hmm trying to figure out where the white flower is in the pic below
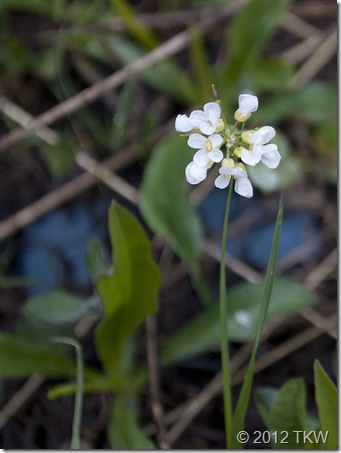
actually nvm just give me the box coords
[214,158,253,198]
[185,161,210,185]
[238,126,281,169]
[189,102,224,135]
[175,114,194,133]
[234,94,258,122]
[188,133,223,166]
[243,126,276,146]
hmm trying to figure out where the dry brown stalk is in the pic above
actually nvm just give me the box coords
[290,27,337,86]
[0,0,248,153]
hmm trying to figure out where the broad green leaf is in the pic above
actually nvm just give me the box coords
[160,277,314,366]
[23,289,93,326]
[256,82,337,126]
[268,378,307,449]
[108,393,155,449]
[254,386,278,427]
[85,237,111,283]
[255,387,320,433]
[95,201,161,378]
[140,133,203,274]
[314,360,337,449]
[245,58,294,91]
[221,0,291,104]
[0,333,77,378]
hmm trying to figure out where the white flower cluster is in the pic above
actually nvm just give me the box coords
[175,94,281,198]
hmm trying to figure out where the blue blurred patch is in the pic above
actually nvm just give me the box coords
[16,200,109,295]
[199,188,321,269]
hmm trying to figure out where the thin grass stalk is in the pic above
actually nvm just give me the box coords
[51,337,84,449]
[231,196,284,448]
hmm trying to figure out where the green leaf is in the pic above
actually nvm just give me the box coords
[314,360,337,449]
[95,201,161,378]
[108,393,155,449]
[160,276,314,366]
[23,289,92,326]
[255,386,320,434]
[85,237,110,283]
[256,82,337,126]
[254,386,278,427]
[221,0,291,102]
[246,58,294,91]
[140,133,203,274]
[268,378,307,449]
[0,333,77,378]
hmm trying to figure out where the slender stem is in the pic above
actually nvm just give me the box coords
[219,179,234,448]
[51,337,84,449]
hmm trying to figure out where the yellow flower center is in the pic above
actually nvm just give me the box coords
[205,140,213,151]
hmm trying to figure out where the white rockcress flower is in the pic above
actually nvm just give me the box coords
[189,102,224,135]
[176,92,281,198]
[215,158,253,198]
[234,94,258,122]
[185,160,211,185]
[188,133,223,166]
[236,126,281,169]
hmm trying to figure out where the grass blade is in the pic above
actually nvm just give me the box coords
[231,195,284,447]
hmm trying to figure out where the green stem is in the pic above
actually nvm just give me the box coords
[51,337,84,449]
[219,179,234,448]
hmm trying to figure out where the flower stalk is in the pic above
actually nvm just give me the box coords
[219,179,234,448]
[175,90,282,448]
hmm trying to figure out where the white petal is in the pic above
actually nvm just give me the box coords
[188,133,207,149]
[175,114,193,132]
[185,162,207,184]
[189,110,207,128]
[193,149,210,166]
[200,123,216,135]
[261,146,281,169]
[209,148,223,163]
[215,174,230,189]
[238,94,258,114]
[250,126,276,145]
[233,167,248,179]
[209,134,223,147]
[191,161,208,178]
[257,126,276,143]
[235,177,253,198]
[203,102,221,118]
[219,166,234,176]
[239,148,261,166]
